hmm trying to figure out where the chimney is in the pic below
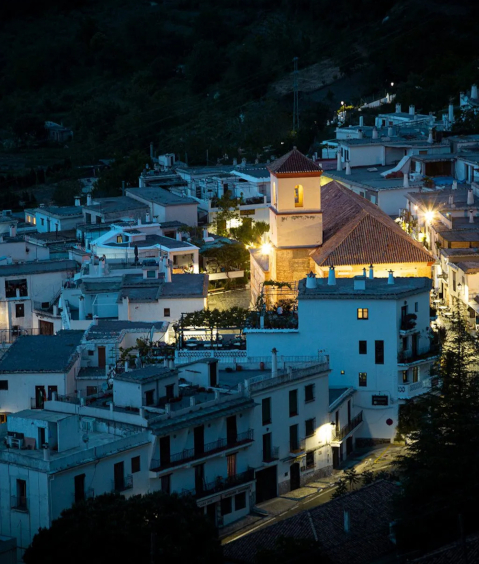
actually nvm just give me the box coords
[344,510,350,533]
[337,150,342,172]
[164,258,172,283]
[409,104,415,116]
[369,264,374,279]
[15,288,20,299]
[427,128,434,144]
[306,271,317,289]
[202,227,209,240]
[388,270,394,285]
[43,446,50,461]
[9,224,16,238]
[87,193,92,206]
[403,173,409,188]
[124,360,129,372]
[448,103,455,123]
[354,275,366,290]
[469,209,475,224]
[448,194,454,206]
[372,126,378,139]
[452,179,458,190]
[145,212,150,223]
[467,189,474,205]
[359,116,364,127]
[345,161,352,175]
[74,196,81,207]
[472,84,478,100]
[272,348,278,378]
[93,315,99,326]
[53,304,58,317]
[328,266,336,286]
[137,217,141,226]
[387,127,394,137]
[176,231,182,241]
[78,295,85,320]
[357,129,363,139]
[168,358,174,369]
[395,103,402,113]
[362,267,366,276]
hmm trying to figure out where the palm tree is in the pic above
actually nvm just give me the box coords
[344,467,360,491]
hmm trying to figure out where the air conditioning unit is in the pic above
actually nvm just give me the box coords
[80,417,95,433]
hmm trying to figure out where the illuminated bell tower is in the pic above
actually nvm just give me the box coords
[267,148,323,283]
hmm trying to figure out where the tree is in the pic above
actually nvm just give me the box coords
[231,220,269,247]
[212,191,240,237]
[23,492,222,564]
[394,303,479,553]
[94,151,151,197]
[344,467,360,491]
[52,179,82,206]
[331,479,348,499]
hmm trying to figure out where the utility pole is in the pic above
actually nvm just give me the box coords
[293,57,299,133]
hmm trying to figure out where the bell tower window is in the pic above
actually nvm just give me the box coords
[294,185,303,207]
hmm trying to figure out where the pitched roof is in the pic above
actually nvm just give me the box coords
[311,181,433,267]
[410,533,479,563]
[268,148,322,175]
[223,480,398,564]
[0,331,84,373]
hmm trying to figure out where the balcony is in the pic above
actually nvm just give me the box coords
[399,314,418,336]
[262,446,279,463]
[289,438,306,457]
[397,378,435,400]
[11,496,28,513]
[332,411,363,443]
[112,474,133,493]
[72,488,94,504]
[181,469,255,499]
[398,344,440,365]
[150,429,254,472]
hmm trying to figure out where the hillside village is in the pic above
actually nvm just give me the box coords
[1,83,479,563]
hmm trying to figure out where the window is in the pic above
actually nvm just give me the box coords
[305,384,315,403]
[227,453,237,478]
[5,279,28,298]
[15,303,24,318]
[41,218,44,226]
[0,380,8,390]
[415,302,418,313]
[74,474,85,503]
[306,451,315,470]
[160,474,171,494]
[131,456,141,473]
[146,270,156,278]
[165,384,174,401]
[289,424,299,451]
[116,235,123,243]
[375,340,384,365]
[164,308,171,317]
[235,492,246,511]
[305,418,315,438]
[357,308,369,320]
[144,390,155,406]
[88,350,94,356]
[16,479,27,510]
[294,185,303,207]
[359,341,367,355]
[412,366,419,383]
[262,397,271,425]
[289,389,298,417]
[402,370,408,383]
[359,372,367,387]
[221,496,232,516]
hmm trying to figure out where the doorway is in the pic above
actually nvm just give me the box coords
[255,466,277,503]
[35,386,46,409]
[226,415,237,445]
[194,425,204,457]
[98,347,106,368]
[39,320,54,335]
[290,462,301,491]
[159,436,171,466]
[332,446,340,469]
[113,461,124,491]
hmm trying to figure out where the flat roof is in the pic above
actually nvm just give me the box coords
[83,196,149,214]
[0,259,78,277]
[298,276,432,300]
[36,206,83,217]
[324,166,423,192]
[113,234,195,249]
[86,320,166,341]
[118,273,208,301]
[115,366,176,383]
[126,188,198,206]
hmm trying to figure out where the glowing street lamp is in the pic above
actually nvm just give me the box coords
[261,242,272,255]
[424,210,435,224]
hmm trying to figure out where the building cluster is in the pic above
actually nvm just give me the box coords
[1,92,477,560]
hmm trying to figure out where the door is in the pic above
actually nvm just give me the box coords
[412,334,418,357]
[195,464,205,495]
[226,415,237,445]
[114,461,124,491]
[209,363,217,387]
[262,432,272,462]
[346,436,353,456]
[227,453,237,478]
[159,436,171,467]
[289,424,299,452]
[255,466,277,503]
[332,447,340,469]
[206,502,217,525]
[290,462,301,491]
[39,320,54,335]
[38,427,46,448]
[194,425,204,457]
[74,474,85,503]
[47,385,57,401]
[35,386,46,409]
[98,347,106,368]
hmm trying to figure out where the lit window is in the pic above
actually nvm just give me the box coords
[116,235,123,244]
[412,366,419,383]
[294,185,303,207]
[359,372,367,387]
[357,308,369,320]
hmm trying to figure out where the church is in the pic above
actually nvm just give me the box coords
[250,149,433,305]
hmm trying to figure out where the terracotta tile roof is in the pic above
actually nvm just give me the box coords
[311,181,433,267]
[268,148,322,175]
[223,481,398,564]
[410,533,479,563]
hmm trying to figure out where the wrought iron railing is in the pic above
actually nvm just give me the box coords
[112,474,133,492]
[262,446,279,463]
[398,344,440,363]
[180,469,255,499]
[332,411,363,442]
[150,429,254,471]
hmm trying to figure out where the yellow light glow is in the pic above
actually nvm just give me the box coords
[261,242,272,255]
[424,210,435,224]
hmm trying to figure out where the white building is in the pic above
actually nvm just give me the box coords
[126,187,198,227]
[246,271,437,440]
[0,357,334,558]
[32,205,83,233]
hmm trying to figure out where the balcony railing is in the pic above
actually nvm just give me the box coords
[397,378,436,399]
[150,429,254,471]
[72,488,94,504]
[112,474,133,493]
[332,411,363,442]
[398,344,440,364]
[11,496,28,512]
[262,446,279,463]
[289,438,305,455]
[181,469,255,499]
